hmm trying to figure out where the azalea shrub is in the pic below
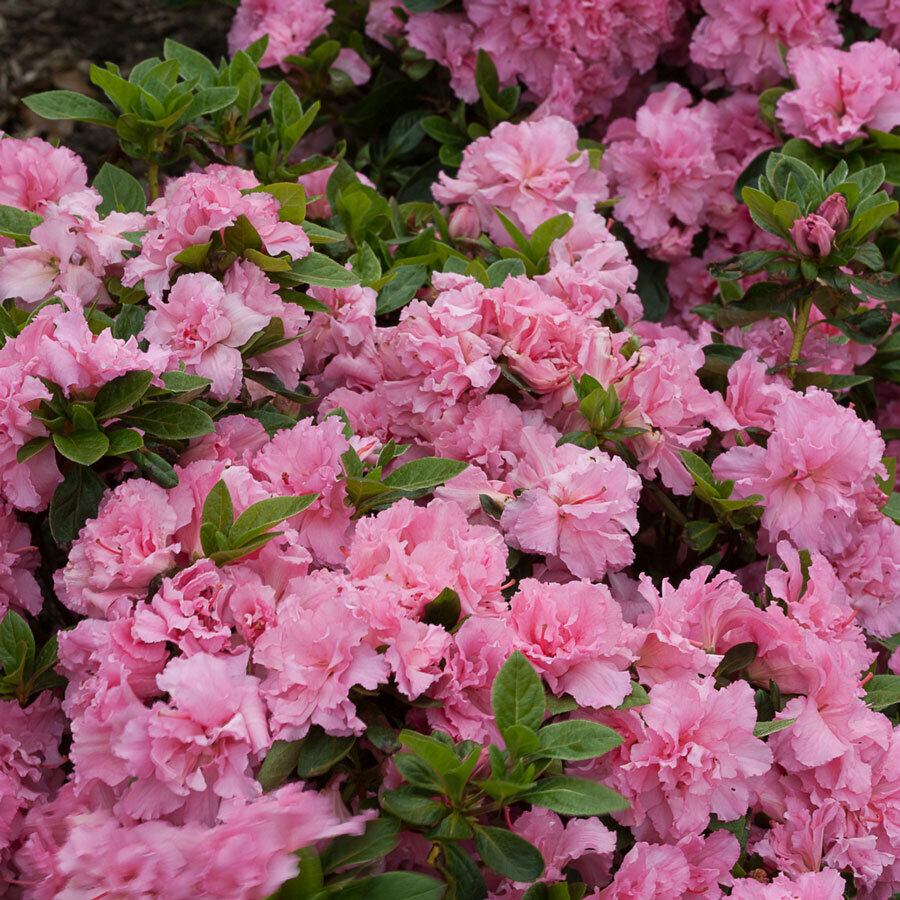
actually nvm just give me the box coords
[4,0,900,898]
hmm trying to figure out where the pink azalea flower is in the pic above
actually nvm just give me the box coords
[690,0,841,90]
[777,40,900,145]
[249,416,353,564]
[54,479,180,620]
[255,591,389,740]
[228,0,334,70]
[346,497,509,617]
[433,116,608,245]
[142,272,269,400]
[595,678,772,841]
[0,136,87,212]
[502,435,640,580]
[713,388,886,554]
[508,578,635,708]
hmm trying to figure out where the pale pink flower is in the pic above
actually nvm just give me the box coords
[123,169,310,296]
[602,84,728,261]
[598,831,739,899]
[427,616,518,743]
[508,579,635,708]
[249,415,353,564]
[512,808,614,888]
[595,678,772,841]
[54,479,180,620]
[132,559,237,656]
[832,515,900,637]
[142,272,268,400]
[502,436,640,580]
[713,388,887,554]
[347,497,509,617]
[0,136,87,212]
[777,40,900,145]
[729,870,846,899]
[434,117,608,246]
[256,592,389,740]
[690,0,841,90]
[853,0,900,47]
[0,502,42,619]
[228,0,334,70]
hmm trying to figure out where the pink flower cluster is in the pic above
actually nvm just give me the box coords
[366,0,686,121]
[6,0,900,883]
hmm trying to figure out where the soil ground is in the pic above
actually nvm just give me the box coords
[0,0,233,172]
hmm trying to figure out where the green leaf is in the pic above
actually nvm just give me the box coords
[94,164,146,216]
[529,214,573,261]
[288,252,361,288]
[260,182,307,225]
[181,87,240,123]
[845,200,899,245]
[486,258,526,288]
[503,724,541,758]
[536,720,623,760]
[111,305,146,341]
[331,872,445,900]
[163,38,218,87]
[230,493,316,546]
[23,90,116,126]
[257,739,302,791]
[159,371,212,395]
[173,241,213,270]
[618,680,650,709]
[202,480,234,536]
[422,587,462,631]
[105,429,143,455]
[16,437,52,463]
[320,818,400,874]
[715,642,758,677]
[382,457,468,492]
[741,186,784,237]
[381,787,447,826]
[52,430,109,466]
[224,214,263,255]
[129,449,179,488]
[295,726,355,777]
[394,754,444,793]
[686,521,719,553]
[0,611,35,678]
[49,464,106,542]
[753,718,797,738]
[523,775,629,816]
[375,264,429,315]
[493,208,531,256]
[93,370,154,420]
[865,674,900,711]
[474,826,544,882]
[883,492,900,525]
[120,402,214,440]
[492,650,545,733]
[398,730,460,774]
[431,840,486,900]
[0,205,42,242]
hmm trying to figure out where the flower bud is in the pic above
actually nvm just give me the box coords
[448,204,482,240]
[815,192,850,232]
[789,213,835,257]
